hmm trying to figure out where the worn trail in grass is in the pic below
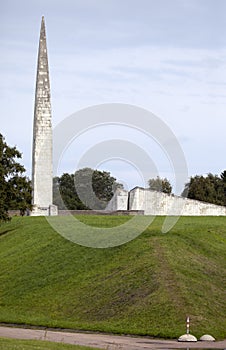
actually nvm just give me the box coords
[0,216,225,339]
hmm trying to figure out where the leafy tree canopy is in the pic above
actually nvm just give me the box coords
[0,134,32,222]
[53,168,123,210]
[148,176,172,194]
[181,171,226,206]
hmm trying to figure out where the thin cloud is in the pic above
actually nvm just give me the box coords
[1,0,226,184]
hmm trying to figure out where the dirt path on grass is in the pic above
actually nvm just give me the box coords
[0,326,226,350]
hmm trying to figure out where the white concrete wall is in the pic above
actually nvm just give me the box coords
[129,187,226,216]
[106,188,128,211]
[129,187,145,211]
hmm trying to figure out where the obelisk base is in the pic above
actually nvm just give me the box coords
[30,204,58,216]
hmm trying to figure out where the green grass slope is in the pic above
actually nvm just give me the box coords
[0,337,102,350]
[0,216,225,339]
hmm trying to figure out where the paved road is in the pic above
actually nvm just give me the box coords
[0,326,226,350]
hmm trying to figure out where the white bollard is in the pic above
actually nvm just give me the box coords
[178,316,197,342]
[186,316,190,334]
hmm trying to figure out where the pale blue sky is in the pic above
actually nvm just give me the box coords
[1,0,226,191]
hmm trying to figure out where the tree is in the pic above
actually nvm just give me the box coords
[220,170,226,205]
[0,134,32,222]
[148,176,172,194]
[53,168,123,210]
[181,172,226,206]
[53,173,88,210]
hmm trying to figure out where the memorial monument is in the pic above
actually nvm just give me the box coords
[31,16,57,216]
[30,17,225,218]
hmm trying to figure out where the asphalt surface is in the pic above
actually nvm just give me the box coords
[0,326,226,349]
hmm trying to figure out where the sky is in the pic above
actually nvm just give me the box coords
[1,0,226,193]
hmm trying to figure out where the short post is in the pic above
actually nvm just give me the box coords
[186,316,190,335]
[178,315,197,342]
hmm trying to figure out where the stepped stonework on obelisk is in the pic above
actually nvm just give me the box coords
[31,16,57,216]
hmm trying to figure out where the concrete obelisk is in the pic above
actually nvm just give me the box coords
[31,16,57,216]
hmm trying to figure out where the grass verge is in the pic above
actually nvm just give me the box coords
[0,337,102,349]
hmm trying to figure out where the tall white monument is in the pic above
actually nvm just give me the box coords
[31,16,57,216]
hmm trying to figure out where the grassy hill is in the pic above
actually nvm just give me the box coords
[0,215,226,339]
